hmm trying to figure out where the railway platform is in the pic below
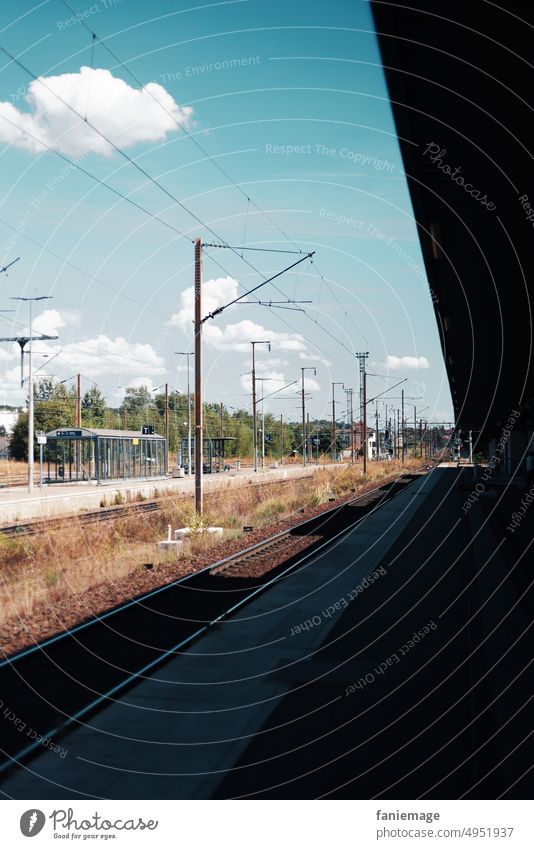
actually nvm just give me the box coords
[0,462,331,524]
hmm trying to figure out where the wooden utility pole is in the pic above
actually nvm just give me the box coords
[251,341,270,472]
[401,388,405,464]
[419,418,423,458]
[164,382,169,474]
[345,387,354,465]
[194,237,203,514]
[280,413,283,464]
[414,406,417,459]
[252,345,257,471]
[375,402,379,461]
[302,369,307,466]
[220,402,224,438]
[331,381,343,464]
[350,389,354,465]
[331,391,336,464]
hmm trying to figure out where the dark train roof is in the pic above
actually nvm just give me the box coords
[371,1,534,436]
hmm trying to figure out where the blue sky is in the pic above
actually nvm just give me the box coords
[0,0,453,425]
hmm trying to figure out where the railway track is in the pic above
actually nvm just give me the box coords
[0,501,161,538]
[0,471,424,778]
[0,470,314,538]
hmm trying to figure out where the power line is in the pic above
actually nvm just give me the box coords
[0,257,20,274]
[50,4,373,357]
[309,259,371,346]
[0,215,174,321]
[0,111,191,242]
[0,41,367,372]
[201,251,314,322]
[59,0,302,250]
[202,243,305,254]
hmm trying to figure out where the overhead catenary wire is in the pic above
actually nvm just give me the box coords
[59,0,302,251]
[0,257,20,274]
[0,39,367,372]
[0,111,192,243]
[0,214,177,321]
[51,2,373,357]
[202,251,314,322]
[0,79,343,364]
[309,258,371,347]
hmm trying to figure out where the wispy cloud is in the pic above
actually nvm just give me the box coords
[385,355,430,371]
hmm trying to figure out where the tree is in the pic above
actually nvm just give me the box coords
[121,386,151,412]
[119,386,153,430]
[9,411,28,460]
[34,381,74,435]
[33,377,57,402]
[81,386,106,426]
[10,381,75,459]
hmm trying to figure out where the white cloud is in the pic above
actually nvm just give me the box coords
[0,67,192,157]
[386,355,430,370]
[299,351,331,367]
[0,305,167,408]
[0,318,165,406]
[126,376,156,392]
[59,335,165,378]
[170,276,308,353]
[171,275,237,334]
[32,308,80,337]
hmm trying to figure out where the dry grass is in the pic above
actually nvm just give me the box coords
[0,459,421,628]
[0,459,28,479]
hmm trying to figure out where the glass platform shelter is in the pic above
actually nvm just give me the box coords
[44,427,167,483]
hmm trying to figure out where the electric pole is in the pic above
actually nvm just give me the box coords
[363,367,367,473]
[76,373,82,480]
[355,353,369,473]
[345,387,354,464]
[194,238,203,513]
[164,382,169,474]
[302,367,317,465]
[375,402,379,461]
[280,413,283,464]
[11,294,52,493]
[76,373,81,426]
[251,340,270,472]
[419,419,423,459]
[175,351,193,474]
[331,381,344,463]
[261,387,265,469]
[401,388,405,464]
